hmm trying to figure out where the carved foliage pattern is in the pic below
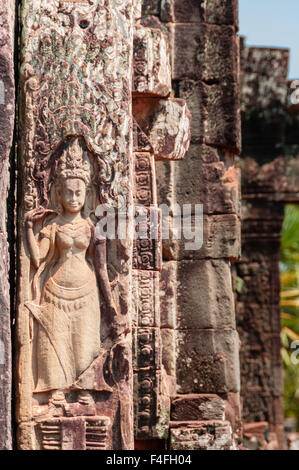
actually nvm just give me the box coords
[20,0,133,210]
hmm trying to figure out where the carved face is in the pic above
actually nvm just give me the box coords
[59,178,86,214]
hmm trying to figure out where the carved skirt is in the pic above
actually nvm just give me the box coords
[35,274,101,393]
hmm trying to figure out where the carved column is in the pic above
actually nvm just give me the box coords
[143,0,242,449]
[16,0,135,450]
[0,0,15,451]
[132,7,190,443]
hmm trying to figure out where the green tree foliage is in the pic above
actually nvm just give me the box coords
[280,204,299,426]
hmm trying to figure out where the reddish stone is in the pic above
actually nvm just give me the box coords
[160,0,239,28]
[178,79,241,153]
[0,0,15,451]
[171,394,225,421]
[171,24,239,82]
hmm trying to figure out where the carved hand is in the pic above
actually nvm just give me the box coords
[25,206,55,228]
[110,315,130,340]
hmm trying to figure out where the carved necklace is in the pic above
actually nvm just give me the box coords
[57,216,89,237]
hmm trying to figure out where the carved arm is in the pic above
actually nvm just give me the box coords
[25,207,52,269]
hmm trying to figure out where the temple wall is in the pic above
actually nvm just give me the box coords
[0,0,15,451]
[141,0,243,449]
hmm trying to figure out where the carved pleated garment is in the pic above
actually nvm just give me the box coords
[34,219,101,392]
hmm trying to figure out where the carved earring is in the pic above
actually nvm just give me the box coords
[50,184,63,215]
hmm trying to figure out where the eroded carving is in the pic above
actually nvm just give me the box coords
[18,0,134,450]
[25,138,122,412]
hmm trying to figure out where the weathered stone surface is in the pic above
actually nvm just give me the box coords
[242,73,288,111]
[133,25,171,96]
[171,24,239,82]
[133,207,162,271]
[142,0,160,17]
[0,0,14,451]
[204,81,240,151]
[133,327,161,370]
[178,79,241,152]
[171,394,226,421]
[160,0,239,28]
[156,160,174,207]
[134,152,157,206]
[162,214,241,261]
[134,367,170,439]
[161,328,176,377]
[172,150,241,214]
[17,0,135,450]
[177,81,205,144]
[132,270,160,328]
[160,261,177,329]
[170,420,235,450]
[240,156,299,200]
[155,145,227,209]
[176,329,240,394]
[176,260,236,330]
[224,392,242,440]
[134,97,191,160]
[244,47,289,78]
[39,416,111,450]
[134,0,142,19]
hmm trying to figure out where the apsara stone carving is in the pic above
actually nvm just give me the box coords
[25,138,118,400]
[17,0,135,450]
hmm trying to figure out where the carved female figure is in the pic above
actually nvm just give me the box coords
[25,139,118,402]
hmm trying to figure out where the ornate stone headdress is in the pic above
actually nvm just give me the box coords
[55,138,91,185]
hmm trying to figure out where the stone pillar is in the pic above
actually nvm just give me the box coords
[132,6,191,443]
[236,201,285,450]
[237,44,290,450]
[0,0,15,450]
[16,0,135,450]
[142,0,242,449]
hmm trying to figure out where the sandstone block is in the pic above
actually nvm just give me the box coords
[242,73,288,111]
[176,329,240,394]
[160,261,177,329]
[160,0,239,28]
[161,328,176,376]
[171,394,226,421]
[134,97,191,160]
[171,24,239,82]
[170,420,235,450]
[178,79,241,152]
[176,259,236,330]
[134,152,157,206]
[132,270,160,328]
[162,214,241,261]
[244,47,289,78]
[172,151,241,214]
[155,160,174,207]
[133,25,172,96]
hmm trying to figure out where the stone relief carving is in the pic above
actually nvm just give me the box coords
[25,138,122,410]
[17,0,135,450]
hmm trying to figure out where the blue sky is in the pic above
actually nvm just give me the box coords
[239,0,299,78]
